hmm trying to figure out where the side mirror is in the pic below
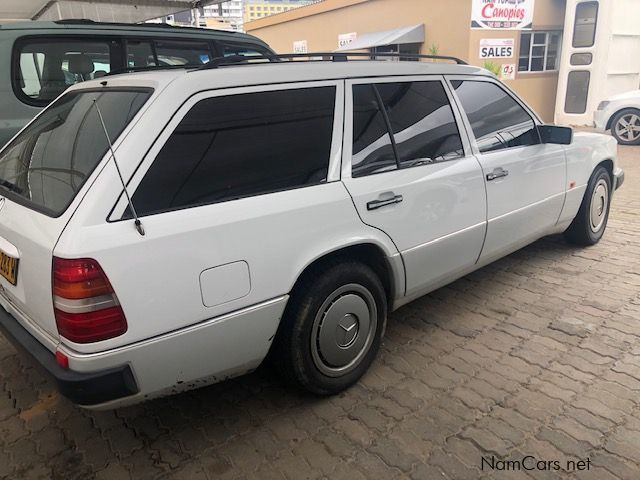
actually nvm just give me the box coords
[538,125,573,145]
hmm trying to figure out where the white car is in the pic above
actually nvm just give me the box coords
[0,56,624,409]
[594,89,640,145]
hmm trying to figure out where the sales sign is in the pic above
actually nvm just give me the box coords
[501,63,516,80]
[338,32,357,49]
[479,38,515,58]
[471,0,535,30]
[293,40,308,54]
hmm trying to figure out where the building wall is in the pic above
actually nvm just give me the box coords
[556,0,640,126]
[466,0,566,122]
[247,0,472,60]
[245,1,313,23]
[246,0,564,122]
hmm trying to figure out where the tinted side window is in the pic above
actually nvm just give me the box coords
[352,85,397,178]
[131,87,336,217]
[125,40,211,68]
[15,39,114,104]
[451,81,539,153]
[126,40,157,68]
[155,40,211,65]
[221,42,273,61]
[377,82,463,167]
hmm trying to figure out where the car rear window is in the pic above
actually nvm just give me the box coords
[15,38,117,105]
[0,88,152,217]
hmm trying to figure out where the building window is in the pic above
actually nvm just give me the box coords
[573,1,598,48]
[565,71,590,114]
[518,31,561,72]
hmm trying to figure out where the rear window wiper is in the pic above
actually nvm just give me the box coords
[0,179,23,195]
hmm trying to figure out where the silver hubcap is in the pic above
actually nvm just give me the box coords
[310,284,377,377]
[615,113,640,142]
[590,179,609,233]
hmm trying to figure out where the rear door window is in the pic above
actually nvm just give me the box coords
[351,81,464,177]
[0,89,152,216]
[15,39,116,104]
[130,86,336,217]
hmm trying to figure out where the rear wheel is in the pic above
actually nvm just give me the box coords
[274,261,387,395]
[611,109,640,145]
[564,166,612,246]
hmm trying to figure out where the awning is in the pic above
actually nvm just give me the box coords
[335,24,425,52]
[0,0,226,24]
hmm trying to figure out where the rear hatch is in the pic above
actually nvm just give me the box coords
[0,88,152,348]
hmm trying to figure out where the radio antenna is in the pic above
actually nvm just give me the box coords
[92,99,145,236]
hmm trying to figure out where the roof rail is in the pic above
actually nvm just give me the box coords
[52,18,240,33]
[198,51,467,70]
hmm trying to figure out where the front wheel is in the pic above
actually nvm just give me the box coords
[564,166,612,246]
[273,261,387,395]
[611,109,640,145]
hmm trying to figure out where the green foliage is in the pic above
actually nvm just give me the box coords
[482,60,502,76]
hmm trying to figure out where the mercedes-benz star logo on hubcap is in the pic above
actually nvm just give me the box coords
[337,314,359,348]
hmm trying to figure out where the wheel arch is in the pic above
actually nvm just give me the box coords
[289,242,403,307]
[606,107,640,131]
[596,158,614,178]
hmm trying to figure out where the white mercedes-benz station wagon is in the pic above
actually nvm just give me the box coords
[0,54,624,409]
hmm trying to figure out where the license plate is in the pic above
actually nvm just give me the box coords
[0,252,18,285]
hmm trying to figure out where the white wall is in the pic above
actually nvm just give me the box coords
[555,0,640,126]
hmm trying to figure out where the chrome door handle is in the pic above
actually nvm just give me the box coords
[367,194,404,210]
[486,168,509,181]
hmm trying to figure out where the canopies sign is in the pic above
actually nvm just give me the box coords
[471,0,535,30]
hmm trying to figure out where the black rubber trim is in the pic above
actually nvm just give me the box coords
[0,306,138,406]
[615,170,624,191]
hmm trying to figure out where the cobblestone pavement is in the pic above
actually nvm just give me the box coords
[0,145,639,480]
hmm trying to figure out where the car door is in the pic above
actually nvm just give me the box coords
[447,77,567,264]
[341,77,487,298]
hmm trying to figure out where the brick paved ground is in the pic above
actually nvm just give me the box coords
[0,145,639,480]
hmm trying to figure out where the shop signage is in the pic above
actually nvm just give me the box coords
[501,63,516,80]
[471,0,535,30]
[293,40,308,54]
[479,38,515,58]
[338,32,357,49]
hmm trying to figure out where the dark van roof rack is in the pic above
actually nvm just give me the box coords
[198,52,467,70]
[53,18,239,33]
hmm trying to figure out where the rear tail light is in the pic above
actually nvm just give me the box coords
[53,258,127,343]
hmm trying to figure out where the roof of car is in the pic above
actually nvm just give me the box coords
[105,60,487,85]
[0,20,268,45]
[67,61,492,105]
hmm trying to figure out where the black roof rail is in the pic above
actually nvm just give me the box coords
[198,51,467,70]
[52,18,240,33]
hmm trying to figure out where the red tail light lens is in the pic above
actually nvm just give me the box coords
[53,257,127,343]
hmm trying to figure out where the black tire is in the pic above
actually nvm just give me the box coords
[610,108,640,145]
[564,166,612,246]
[273,260,387,395]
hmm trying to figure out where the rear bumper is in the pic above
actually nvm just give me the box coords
[0,306,138,406]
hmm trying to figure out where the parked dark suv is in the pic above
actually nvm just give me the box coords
[0,19,275,146]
